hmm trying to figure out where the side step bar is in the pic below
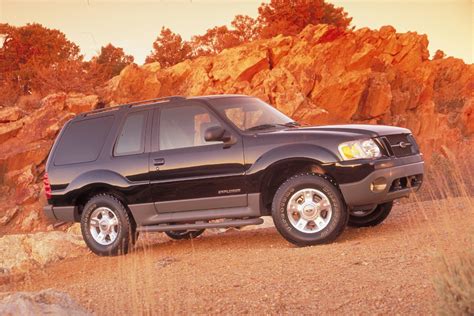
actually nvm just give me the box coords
[137,217,264,233]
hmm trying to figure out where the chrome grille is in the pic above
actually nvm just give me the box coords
[380,134,418,157]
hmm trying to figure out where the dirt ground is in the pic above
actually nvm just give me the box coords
[1,197,472,315]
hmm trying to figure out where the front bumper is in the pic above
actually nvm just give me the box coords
[43,205,76,222]
[339,159,424,209]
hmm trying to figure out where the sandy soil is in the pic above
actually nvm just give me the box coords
[1,197,472,315]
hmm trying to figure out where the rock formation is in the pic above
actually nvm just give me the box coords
[100,24,473,157]
[0,24,472,233]
[0,93,100,234]
[0,230,86,276]
[0,289,90,315]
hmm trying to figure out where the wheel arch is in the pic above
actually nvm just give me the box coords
[259,157,339,215]
[67,170,136,225]
[247,144,340,215]
[73,184,133,221]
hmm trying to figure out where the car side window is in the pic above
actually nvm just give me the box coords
[159,104,222,151]
[224,107,265,130]
[114,111,147,156]
[54,115,115,166]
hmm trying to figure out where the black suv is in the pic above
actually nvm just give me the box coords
[43,95,424,256]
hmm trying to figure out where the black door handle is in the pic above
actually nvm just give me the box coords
[153,158,165,166]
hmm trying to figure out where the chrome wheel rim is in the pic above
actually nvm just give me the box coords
[89,207,119,245]
[287,188,333,233]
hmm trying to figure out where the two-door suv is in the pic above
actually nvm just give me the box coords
[43,95,424,256]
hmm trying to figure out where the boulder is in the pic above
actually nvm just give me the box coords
[310,69,371,122]
[0,207,19,226]
[357,73,392,119]
[0,120,23,144]
[0,231,87,274]
[0,289,90,316]
[0,140,52,172]
[101,62,162,104]
[65,93,99,114]
[3,164,36,188]
[209,41,270,87]
[0,107,24,123]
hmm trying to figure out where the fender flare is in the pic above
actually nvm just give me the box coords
[247,143,339,177]
[65,169,135,204]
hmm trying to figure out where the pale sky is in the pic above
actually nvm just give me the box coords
[0,0,472,64]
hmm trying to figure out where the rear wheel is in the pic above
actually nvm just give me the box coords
[165,229,205,240]
[348,202,393,227]
[81,194,135,256]
[272,173,348,246]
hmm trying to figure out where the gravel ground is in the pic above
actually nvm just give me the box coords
[1,197,472,315]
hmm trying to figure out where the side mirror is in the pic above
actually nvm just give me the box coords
[204,126,236,147]
[204,126,226,142]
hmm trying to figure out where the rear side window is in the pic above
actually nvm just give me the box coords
[114,112,147,156]
[54,115,114,166]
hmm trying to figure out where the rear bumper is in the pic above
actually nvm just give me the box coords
[339,159,424,209]
[43,205,76,222]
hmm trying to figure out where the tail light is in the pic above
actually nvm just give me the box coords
[43,172,52,199]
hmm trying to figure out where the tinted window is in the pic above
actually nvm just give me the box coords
[115,112,147,156]
[54,115,114,166]
[159,104,222,150]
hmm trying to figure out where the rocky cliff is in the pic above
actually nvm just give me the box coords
[0,24,472,234]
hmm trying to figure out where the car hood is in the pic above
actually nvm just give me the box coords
[248,124,413,162]
[283,124,411,138]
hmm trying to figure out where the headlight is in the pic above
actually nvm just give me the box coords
[338,139,381,160]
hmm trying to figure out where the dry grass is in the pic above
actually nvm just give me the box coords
[95,150,474,315]
[417,149,474,316]
[4,149,473,314]
[435,250,474,315]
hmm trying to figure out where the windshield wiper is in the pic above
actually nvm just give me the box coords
[246,124,278,131]
[245,121,301,131]
[282,121,301,127]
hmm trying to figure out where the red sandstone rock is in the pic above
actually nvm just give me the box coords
[1,24,473,233]
[0,107,24,123]
[101,62,162,105]
[0,93,98,234]
[65,93,99,114]
[0,120,24,144]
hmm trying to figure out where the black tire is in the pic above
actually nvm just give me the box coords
[348,202,393,227]
[271,173,348,246]
[165,229,205,240]
[80,194,135,256]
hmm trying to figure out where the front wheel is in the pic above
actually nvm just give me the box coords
[348,202,393,227]
[272,173,348,246]
[81,194,135,256]
[165,229,205,240]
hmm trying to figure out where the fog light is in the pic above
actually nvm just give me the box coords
[370,177,387,192]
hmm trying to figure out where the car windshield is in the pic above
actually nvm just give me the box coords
[211,97,297,131]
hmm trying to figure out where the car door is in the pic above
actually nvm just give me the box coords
[149,101,246,213]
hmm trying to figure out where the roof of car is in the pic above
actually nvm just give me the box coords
[189,94,249,100]
[76,94,252,118]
